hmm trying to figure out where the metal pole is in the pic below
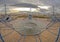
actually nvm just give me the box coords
[0,34,4,42]
[28,8,32,20]
[4,0,7,15]
[55,28,60,42]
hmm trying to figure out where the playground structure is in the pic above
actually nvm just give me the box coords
[0,0,60,42]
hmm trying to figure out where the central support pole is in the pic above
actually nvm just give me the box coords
[28,14,32,20]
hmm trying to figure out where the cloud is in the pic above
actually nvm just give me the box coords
[0,0,60,6]
[0,0,60,14]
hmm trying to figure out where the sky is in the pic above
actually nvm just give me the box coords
[0,0,60,14]
[0,0,60,6]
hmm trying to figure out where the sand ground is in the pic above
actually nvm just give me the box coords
[0,17,60,42]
